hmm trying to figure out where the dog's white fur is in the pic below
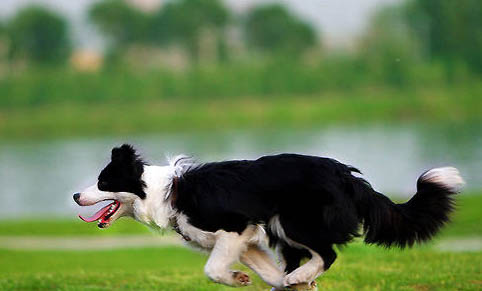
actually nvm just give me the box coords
[240,244,286,288]
[135,165,174,228]
[420,167,465,193]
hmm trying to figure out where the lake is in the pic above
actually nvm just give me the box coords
[0,123,480,218]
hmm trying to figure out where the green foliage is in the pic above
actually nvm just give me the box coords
[89,0,229,63]
[1,73,480,138]
[358,6,422,87]
[6,6,70,64]
[244,4,317,56]
[150,0,230,62]
[151,0,229,41]
[1,59,479,109]
[405,0,482,74]
[89,0,150,47]
[0,22,7,59]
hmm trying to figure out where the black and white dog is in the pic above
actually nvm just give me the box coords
[73,144,464,290]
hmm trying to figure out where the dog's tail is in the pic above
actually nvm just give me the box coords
[353,167,464,248]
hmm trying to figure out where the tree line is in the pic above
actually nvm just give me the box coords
[0,0,316,65]
[0,0,480,74]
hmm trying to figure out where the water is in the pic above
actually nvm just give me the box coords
[0,124,480,219]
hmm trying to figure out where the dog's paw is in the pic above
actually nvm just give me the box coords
[232,271,251,286]
[284,270,306,286]
[285,281,317,291]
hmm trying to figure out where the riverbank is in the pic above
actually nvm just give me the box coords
[1,85,480,139]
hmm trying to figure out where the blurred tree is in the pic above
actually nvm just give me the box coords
[359,6,421,86]
[0,22,5,46]
[89,0,150,48]
[7,6,70,64]
[405,0,482,74]
[244,4,316,57]
[0,22,7,66]
[150,0,229,63]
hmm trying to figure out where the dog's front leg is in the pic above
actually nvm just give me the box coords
[204,228,253,287]
[240,244,285,289]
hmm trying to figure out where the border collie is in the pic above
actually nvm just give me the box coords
[73,144,464,290]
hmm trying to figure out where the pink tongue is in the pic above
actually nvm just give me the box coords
[78,203,112,222]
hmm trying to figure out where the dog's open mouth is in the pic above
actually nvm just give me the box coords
[78,200,121,228]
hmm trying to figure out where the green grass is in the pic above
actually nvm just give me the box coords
[0,217,151,237]
[1,193,480,238]
[0,194,480,290]
[1,85,481,139]
[442,193,482,237]
[0,244,480,290]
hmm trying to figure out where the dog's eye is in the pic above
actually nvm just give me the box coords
[98,181,108,189]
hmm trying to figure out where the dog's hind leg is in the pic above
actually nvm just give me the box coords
[278,242,311,274]
[275,243,320,290]
[284,242,336,287]
[283,247,326,288]
[204,226,257,287]
[240,244,285,289]
[270,215,335,288]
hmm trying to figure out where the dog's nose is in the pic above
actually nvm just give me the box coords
[73,193,81,204]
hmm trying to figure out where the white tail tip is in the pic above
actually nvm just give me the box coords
[421,167,465,193]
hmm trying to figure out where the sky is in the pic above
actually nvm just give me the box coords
[0,0,401,51]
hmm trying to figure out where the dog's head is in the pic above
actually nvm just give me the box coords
[73,144,173,229]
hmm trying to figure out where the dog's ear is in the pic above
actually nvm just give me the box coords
[111,144,137,162]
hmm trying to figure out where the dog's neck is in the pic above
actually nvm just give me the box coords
[135,165,177,229]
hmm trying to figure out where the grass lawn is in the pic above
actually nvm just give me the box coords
[0,244,480,290]
[0,194,480,290]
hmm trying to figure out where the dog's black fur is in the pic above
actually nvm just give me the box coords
[97,145,147,198]
[103,145,459,274]
[172,153,458,272]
